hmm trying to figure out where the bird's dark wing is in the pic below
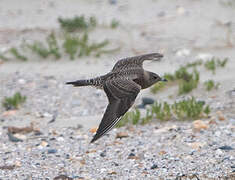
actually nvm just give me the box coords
[90,78,141,143]
[112,53,163,72]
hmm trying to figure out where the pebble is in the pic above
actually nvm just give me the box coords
[47,149,57,154]
[7,132,23,142]
[116,132,129,139]
[219,145,234,151]
[150,164,158,169]
[193,120,208,131]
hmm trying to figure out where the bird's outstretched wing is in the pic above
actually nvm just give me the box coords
[112,53,163,72]
[90,78,141,143]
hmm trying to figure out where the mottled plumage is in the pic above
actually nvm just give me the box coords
[66,53,166,143]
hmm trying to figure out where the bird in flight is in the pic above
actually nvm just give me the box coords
[66,53,166,143]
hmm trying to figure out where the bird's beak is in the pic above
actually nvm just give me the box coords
[161,77,167,82]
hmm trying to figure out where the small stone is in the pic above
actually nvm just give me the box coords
[100,151,106,157]
[128,153,139,160]
[188,142,205,150]
[217,111,226,121]
[219,145,234,151]
[57,137,64,142]
[18,79,26,84]
[176,48,190,57]
[40,141,48,147]
[193,120,208,131]
[47,149,57,154]
[116,132,129,139]
[15,161,21,167]
[7,133,23,142]
[216,149,223,156]
[150,164,158,169]
[159,150,167,155]
[89,127,97,133]
[2,110,17,117]
[142,97,154,106]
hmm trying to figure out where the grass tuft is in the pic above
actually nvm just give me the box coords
[58,15,97,32]
[9,48,27,61]
[204,80,220,91]
[2,92,26,110]
[111,19,119,29]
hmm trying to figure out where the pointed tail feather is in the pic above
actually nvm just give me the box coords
[66,80,90,87]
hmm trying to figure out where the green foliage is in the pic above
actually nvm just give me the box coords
[185,60,203,68]
[111,19,119,29]
[171,97,207,120]
[163,73,175,81]
[116,109,141,128]
[204,80,219,91]
[150,81,166,94]
[151,101,171,121]
[2,92,26,110]
[46,32,61,59]
[27,32,61,59]
[178,69,199,95]
[116,97,211,127]
[63,35,80,60]
[0,53,10,61]
[9,48,27,61]
[204,58,216,73]
[58,15,97,32]
[204,57,229,73]
[217,58,228,67]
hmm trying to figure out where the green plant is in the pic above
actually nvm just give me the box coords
[204,58,216,73]
[151,101,171,121]
[78,32,110,57]
[150,81,166,94]
[111,19,119,29]
[141,109,153,125]
[115,109,141,128]
[9,48,27,61]
[204,80,220,91]
[27,32,61,59]
[63,35,80,60]
[2,92,26,110]
[58,15,97,32]
[171,97,208,120]
[185,60,203,68]
[178,69,200,95]
[0,53,9,61]
[46,32,61,59]
[217,58,228,67]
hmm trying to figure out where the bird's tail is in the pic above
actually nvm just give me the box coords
[66,80,91,87]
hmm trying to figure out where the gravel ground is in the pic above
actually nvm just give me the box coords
[0,73,235,180]
[1,0,235,179]
[0,119,234,179]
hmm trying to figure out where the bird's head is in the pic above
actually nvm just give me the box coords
[148,72,167,87]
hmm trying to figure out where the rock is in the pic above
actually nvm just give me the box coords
[127,153,139,160]
[176,48,190,57]
[216,149,224,156]
[188,142,206,150]
[40,141,48,147]
[193,120,208,131]
[142,97,154,106]
[18,79,26,84]
[47,149,57,154]
[217,111,226,121]
[53,175,73,180]
[2,110,17,117]
[150,164,158,169]
[7,133,23,142]
[219,145,234,151]
[159,150,167,155]
[89,127,97,133]
[116,132,129,139]
[100,151,106,157]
